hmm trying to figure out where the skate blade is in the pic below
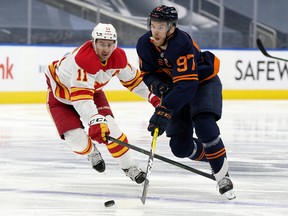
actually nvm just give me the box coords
[224,189,236,200]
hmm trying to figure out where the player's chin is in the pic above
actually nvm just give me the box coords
[153,39,164,47]
[100,54,110,61]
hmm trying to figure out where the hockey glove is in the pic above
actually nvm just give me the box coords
[150,79,169,98]
[148,93,161,107]
[88,114,110,144]
[148,106,173,136]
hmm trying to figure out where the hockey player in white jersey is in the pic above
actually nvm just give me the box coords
[45,23,160,184]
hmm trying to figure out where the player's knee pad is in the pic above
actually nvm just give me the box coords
[193,113,220,143]
[169,134,194,158]
[64,128,92,154]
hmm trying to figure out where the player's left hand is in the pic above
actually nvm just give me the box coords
[150,79,169,98]
[88,114,110,144]
[148,106,173,136]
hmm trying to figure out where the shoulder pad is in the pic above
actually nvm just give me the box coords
[166,30,193,61]
[75,41,101,74]
[106,47,127,69]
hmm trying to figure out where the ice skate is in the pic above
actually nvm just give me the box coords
[87,146,105,173]
[123,165,146,184]
[217,176,236,200]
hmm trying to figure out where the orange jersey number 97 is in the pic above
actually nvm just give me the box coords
[176,54,195,72]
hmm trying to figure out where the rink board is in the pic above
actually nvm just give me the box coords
[1,45,288,103]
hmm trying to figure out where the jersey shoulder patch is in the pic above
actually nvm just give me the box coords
[75,41,101,74]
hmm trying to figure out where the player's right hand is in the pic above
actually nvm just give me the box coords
[148,105,173,136]
[88,114,110,144]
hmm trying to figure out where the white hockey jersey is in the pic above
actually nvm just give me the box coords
[45,40,154,125]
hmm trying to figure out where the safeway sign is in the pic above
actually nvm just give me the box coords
[213,49,288,89]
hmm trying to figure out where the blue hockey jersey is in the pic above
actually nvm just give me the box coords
[136,28,220,113]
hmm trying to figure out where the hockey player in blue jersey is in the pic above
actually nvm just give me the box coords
[136,5,235,200]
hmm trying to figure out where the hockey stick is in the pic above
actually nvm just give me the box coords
[140,94,164,204]
[256,39,288,62]
[140,127,159,204]
[107,135,215,181]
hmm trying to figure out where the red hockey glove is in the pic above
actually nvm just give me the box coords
[88,114,110,144]
[148,93,161,107]
[148,106,173,136]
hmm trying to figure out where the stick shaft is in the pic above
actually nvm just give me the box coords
[140,127,159,204]
[107,136,215,181]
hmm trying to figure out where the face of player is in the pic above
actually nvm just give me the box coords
[94,39,116,61]
[150,21,174,47]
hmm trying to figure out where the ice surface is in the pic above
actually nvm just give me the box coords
[0,100,287,216]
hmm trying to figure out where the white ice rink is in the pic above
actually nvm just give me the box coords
[0,100,287,216]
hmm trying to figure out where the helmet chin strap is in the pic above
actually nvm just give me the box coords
[92,40,98,55]
[160,25,173,48]
[161,32,170,47]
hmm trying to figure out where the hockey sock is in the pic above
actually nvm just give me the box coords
[189,138,207,162]
[203,137,227,174]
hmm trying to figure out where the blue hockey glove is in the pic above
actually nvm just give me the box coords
[148,106,173,136]
[150,79,169,98]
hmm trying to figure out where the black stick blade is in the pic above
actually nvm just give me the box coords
[257,39,288,62]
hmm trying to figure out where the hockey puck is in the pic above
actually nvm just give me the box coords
[104,200,115,207]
